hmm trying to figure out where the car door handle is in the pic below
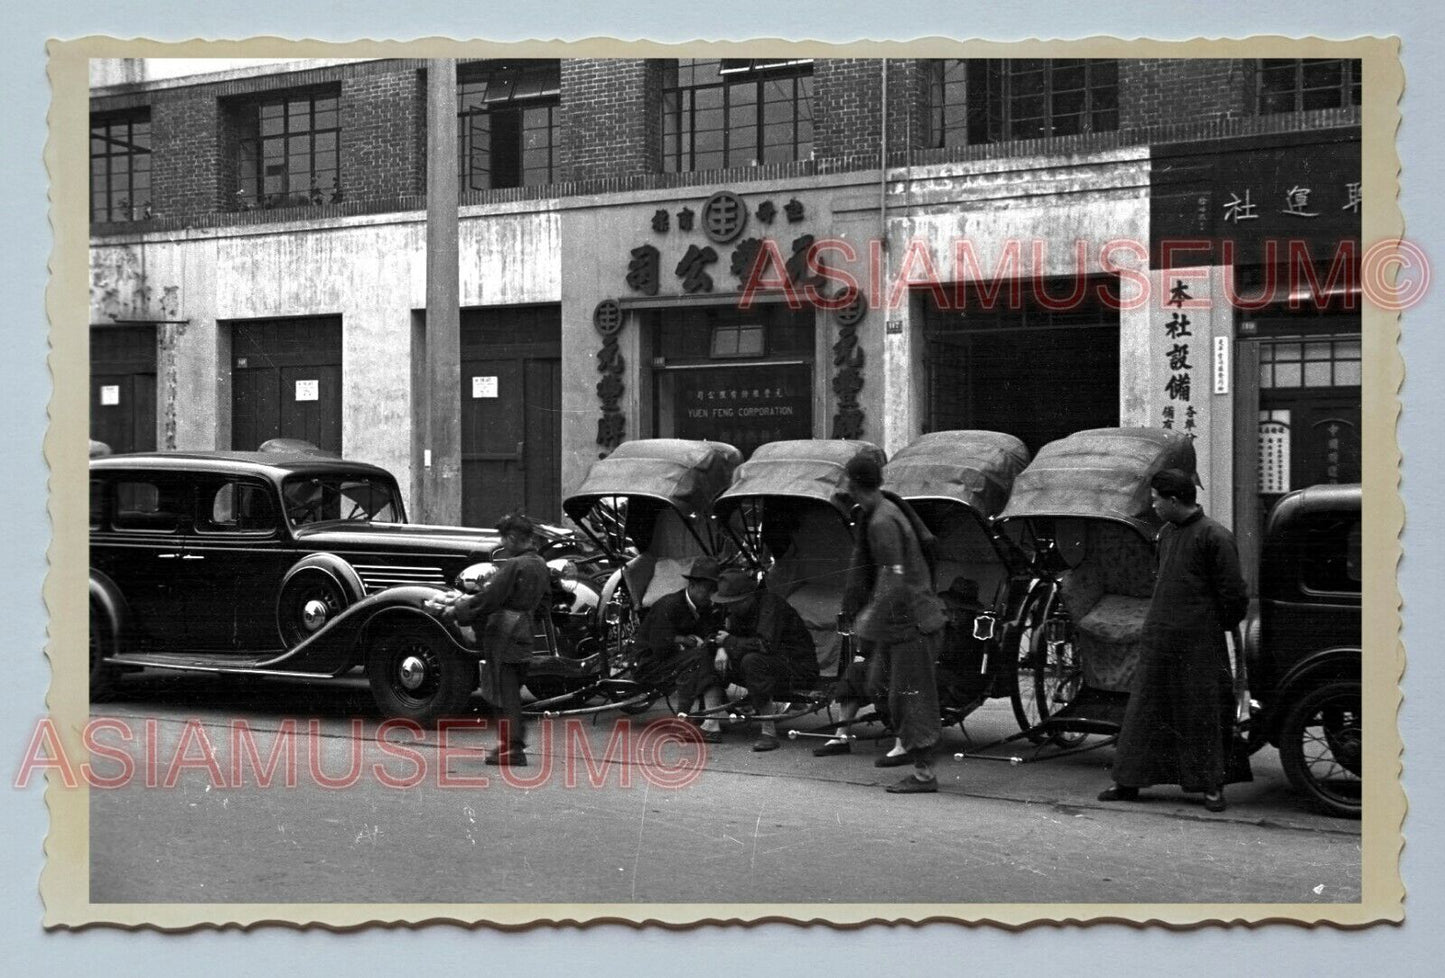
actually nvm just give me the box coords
[181,554,206,561]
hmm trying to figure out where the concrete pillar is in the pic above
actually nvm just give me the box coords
[422,59,461,525]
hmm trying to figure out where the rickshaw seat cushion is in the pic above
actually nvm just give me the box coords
[1076,595,1151,691]
[783,582,845,678]
[639,556,695,609]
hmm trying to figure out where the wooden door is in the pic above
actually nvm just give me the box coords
[91,325,157,453]
[459,306,561,528]
[231,317,343,454]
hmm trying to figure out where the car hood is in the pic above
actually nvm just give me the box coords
[293,521,502,558]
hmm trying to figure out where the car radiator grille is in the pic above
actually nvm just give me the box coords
[352,564,451,594]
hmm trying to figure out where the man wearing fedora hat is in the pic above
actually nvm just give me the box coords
[634,555,723,734]
[682,569,819,751]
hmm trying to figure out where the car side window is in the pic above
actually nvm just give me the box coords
[1300,513,1362,595]
[113,479,184,532]
[200,481,277,534]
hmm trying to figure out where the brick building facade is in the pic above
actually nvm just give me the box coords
[89,55,1364,571]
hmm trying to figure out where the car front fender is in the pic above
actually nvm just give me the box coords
[258,585,475,674]
[1262,646,1362,744]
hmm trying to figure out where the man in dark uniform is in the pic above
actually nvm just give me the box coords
[437,513,551,767]
[1098,469,1249,812]
[687,569,818,752]
[842,453,948,793]
[633,556,721,736]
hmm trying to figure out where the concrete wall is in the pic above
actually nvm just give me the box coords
[870,148,1152,455]
[89,205,562,499]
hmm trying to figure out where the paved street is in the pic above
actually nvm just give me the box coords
[88,672,1361,906]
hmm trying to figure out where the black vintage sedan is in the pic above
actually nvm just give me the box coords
[89,450,502,721]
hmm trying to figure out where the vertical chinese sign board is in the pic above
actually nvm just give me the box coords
[1149,267,1233,521]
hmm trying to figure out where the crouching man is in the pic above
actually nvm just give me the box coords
[692,569,819,751]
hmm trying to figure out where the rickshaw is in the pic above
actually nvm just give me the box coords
[523,438,741,715]
[714,439,886,681]
[882,431,1034,730]
[991,427,1198,749]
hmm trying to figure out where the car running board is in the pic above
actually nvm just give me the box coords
[106,651,339,680]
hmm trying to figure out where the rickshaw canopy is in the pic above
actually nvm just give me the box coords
[999,427,1197,534]
[883,430,1031,520]
[562,439,743,522]
[714,439,887,518]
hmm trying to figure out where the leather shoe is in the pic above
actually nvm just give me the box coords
[812,740,852,757]
[483,748,528,767]
[1203,790,1227,813]
[874,752,912,768]
[886,774,938,794]
[698,728,723,744]
[1096,784,1139,802]
[751,735,780,752]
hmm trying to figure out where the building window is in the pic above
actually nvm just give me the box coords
[962,59,1119,145]
[1257,59,1362,114]
[925,60,969,149]
[662,59,813,172]
[90,110,151,222]
[234,88,341,210]
[1259,336,1362,389]
[457,61,560,191]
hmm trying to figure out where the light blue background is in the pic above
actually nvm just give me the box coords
[3,3,1438,973]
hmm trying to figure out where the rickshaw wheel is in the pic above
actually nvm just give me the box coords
[1010,590,1087,747]
[1278,679,1362,819]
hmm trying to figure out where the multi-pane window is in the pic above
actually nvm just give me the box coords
[235,88,341,210]
[925,60,968,149]
[90,110,151,222]
[457,61,560,191]
[962,59,1119,145]
[1259,337,1362,389]
[662,59,813,172]
[1258,59,1362,114]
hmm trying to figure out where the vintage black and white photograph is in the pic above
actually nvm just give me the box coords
[41,37,1403,927]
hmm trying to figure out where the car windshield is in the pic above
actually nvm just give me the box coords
[281,474,403,527]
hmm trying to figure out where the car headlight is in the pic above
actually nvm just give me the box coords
[457,562,496,593]
[547,558,579,581]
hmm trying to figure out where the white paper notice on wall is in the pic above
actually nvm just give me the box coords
[295,379,319,402]
[472,376,499,399]
[99,385,120,406]
[1213,336,1230,394]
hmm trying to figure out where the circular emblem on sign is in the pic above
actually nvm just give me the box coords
[701,191,748,244]
[836,290,866,326]
[593,299,623,337]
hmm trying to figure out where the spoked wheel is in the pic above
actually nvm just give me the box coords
[1010,589,1087,746]
[365,627,475,724]
[277,570,350,648]
[1278,679,1362,819]
[89,601,118,702]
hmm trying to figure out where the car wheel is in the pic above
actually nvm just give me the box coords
[1278,679,1362,819]
[365,626,474,724]
[277,570,350,648]
[89,600,118,702]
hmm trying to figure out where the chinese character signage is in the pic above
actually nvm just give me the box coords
[1150,132,1361,267]
[1150,267,1225,488]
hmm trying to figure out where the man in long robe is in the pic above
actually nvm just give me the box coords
[1099,468,1249,812]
